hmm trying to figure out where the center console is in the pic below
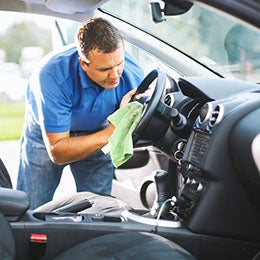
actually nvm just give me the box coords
[173,129,209,220]
[31,169,184,229]
[170,102,223,221]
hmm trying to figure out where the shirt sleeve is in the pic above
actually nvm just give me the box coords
[34,69,72,133]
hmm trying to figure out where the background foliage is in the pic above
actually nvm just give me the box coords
[0,103,25,140]
[0,21,52,63]
[0,20,52,140]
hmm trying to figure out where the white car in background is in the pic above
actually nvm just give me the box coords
[0,62,27,102]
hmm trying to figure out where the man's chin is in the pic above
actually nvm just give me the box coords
[104,82,119,89]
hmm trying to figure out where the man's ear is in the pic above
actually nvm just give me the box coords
[78,57,88,71]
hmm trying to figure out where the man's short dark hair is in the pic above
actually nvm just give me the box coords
[76,17,123,62]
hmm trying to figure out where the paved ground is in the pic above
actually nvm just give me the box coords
[0,140,76,200]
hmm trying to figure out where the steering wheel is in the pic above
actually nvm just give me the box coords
[131,69,167,144]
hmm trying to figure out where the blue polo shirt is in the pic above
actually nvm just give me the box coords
[27,45,144,132]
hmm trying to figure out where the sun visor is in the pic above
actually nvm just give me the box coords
[45,0,109,14]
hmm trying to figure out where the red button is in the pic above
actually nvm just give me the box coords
[30,234,47,243]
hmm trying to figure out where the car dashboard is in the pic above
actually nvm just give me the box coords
[1,73,260,260]
[153,75,260,242]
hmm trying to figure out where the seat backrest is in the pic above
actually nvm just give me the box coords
[0,211,15,259]
[0,159,13,189]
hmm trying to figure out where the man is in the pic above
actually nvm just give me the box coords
[17,17,144,209]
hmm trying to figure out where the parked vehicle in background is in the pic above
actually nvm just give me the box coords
[0,62,27,102]
[20,46,44,78]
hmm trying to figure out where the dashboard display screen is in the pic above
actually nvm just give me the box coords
[187,131,210,168]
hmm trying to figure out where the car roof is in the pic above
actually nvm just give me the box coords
[0,0,109,21]
[0,0,259,29]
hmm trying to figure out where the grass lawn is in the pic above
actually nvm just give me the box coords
[0,102,25,140]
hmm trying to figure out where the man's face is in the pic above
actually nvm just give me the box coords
[79,43,125,90]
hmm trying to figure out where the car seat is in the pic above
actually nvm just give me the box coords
[0,211,194,259]
[0,158,131,218]
[0,158,13,189]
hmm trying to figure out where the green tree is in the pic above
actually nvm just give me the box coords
[0,21,52,63]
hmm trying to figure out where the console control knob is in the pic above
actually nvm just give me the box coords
[184,176,192,185]
[191,179,196,185]
[196,183,203,192]
[186,164,194,172]
[177,141,185,151]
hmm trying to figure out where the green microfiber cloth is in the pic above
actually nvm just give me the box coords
[107,101,143,168]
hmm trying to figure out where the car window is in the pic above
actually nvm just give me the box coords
[0,7,174,171]
[0,12,80,99]
[0,9,176,94]
[101,0,260,83]
[124,42,178,78]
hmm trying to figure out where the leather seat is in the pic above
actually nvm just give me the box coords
[0,212,194,260]
[0,159,195,259]
[0,212,15,260]
[34,191,132,216]
[55,231,195,260]
[0,158,131,217]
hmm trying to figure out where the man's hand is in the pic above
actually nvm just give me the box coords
[119,88,137,107]
[120,85,154,108]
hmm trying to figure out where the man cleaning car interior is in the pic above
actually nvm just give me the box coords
[17,17,144,209]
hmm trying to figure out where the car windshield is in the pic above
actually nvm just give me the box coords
[101,0,260,83]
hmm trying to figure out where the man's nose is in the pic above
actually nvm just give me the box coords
[109,67,120,78]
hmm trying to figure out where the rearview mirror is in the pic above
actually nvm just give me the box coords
[150,0,193,23]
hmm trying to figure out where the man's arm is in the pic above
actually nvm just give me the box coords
[44,123,115,165]
[43,88,139,165]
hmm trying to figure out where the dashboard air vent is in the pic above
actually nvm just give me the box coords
[198,102,213,124]
[209,104,224,128]
[164,93,175,107]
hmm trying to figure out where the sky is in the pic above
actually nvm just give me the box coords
[0,11,52,34]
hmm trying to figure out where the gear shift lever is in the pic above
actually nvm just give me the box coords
[150,170,171,218]
[155,170,169,202]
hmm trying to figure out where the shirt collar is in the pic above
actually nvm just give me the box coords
[79,65,99,89]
